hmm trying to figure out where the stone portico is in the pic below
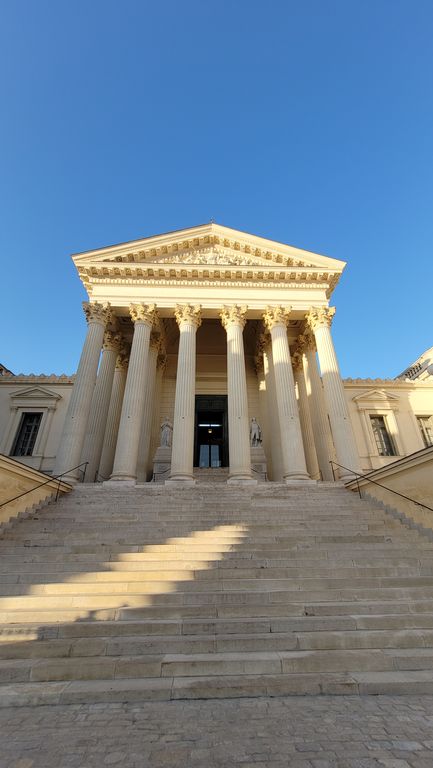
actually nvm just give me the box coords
[53,223,361,485]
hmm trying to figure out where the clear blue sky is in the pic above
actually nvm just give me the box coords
[1,0,432,378]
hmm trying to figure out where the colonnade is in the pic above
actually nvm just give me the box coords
[53,301,361,485]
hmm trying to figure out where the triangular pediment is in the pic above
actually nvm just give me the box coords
[72,222,345,272]
[11,387,61,401]
[353,389,400,403]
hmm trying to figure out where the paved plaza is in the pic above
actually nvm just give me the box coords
[1,695,433,768]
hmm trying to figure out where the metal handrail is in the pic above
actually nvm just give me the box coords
[0,461,89,509]
[330,460,433,513]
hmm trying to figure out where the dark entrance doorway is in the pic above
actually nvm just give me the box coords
[194,395,228,468]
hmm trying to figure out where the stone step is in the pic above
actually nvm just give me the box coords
[3,627,433,660]
[1,564,429,585]
[0,646,418,685]
[4,668,433,708]
[2,573,433,597]
[4,578,433,607]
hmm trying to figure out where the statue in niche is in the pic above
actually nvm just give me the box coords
[249,417,262,447]
[160,418,173,447]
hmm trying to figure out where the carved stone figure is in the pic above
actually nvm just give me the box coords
[250,417,262,447]
[160,418,173,447]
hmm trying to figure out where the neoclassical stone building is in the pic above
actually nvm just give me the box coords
[1,223,432,484]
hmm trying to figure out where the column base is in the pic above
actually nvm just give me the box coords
[106,474,137,484]
[59,473,80,485]
[340,471,359,484]
[284,474,316,485]
[165,475,196,486]
[227,475,258,485]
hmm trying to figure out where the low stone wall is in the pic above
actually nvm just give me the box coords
[0,455,71,527]
[346,446,433,533]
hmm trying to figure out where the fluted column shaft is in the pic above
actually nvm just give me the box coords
[168,305,201,484]
[293,353,320,480]
[299,334,335,481]
[136,337,159,482]
[98,354,128,480]
[263,306,311,483]
[307,307,361,481]
[111,304,157,481]
[54,302,111,483]
[82,332,121,483]
[221,306,255,484]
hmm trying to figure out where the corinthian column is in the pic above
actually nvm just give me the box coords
[111,304,157,482]
[98,352,128,480]
[54,302,111,483]
[298,331,335,481]
[292,352,320,480]
[81,331,122,483]
[263,306,311,483]
[220,305,256,484]
[306,306,361,481]
[167,304,201,485]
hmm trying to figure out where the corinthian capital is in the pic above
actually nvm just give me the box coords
[263,305,292,331]
[174,304,202,328]
[129,303,158,325]
[115,353,129,371]
[220,305,248,330]
[297,331,316,353]
[103,331,122,352]
[83,301,112,326]
[306,306,336,332]
[291,352,304,372]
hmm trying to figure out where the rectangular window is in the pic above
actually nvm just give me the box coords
[417,416,433,448]
[11,413,42,457]
[370,415,396,456]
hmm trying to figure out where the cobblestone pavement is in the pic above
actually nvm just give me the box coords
[1,696,433,768]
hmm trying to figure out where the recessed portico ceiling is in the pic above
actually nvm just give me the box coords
[72,222,346,299]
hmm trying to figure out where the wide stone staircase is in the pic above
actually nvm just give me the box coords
[2,482,433,706]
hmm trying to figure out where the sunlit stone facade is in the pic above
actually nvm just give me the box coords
[1,224,432,483]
